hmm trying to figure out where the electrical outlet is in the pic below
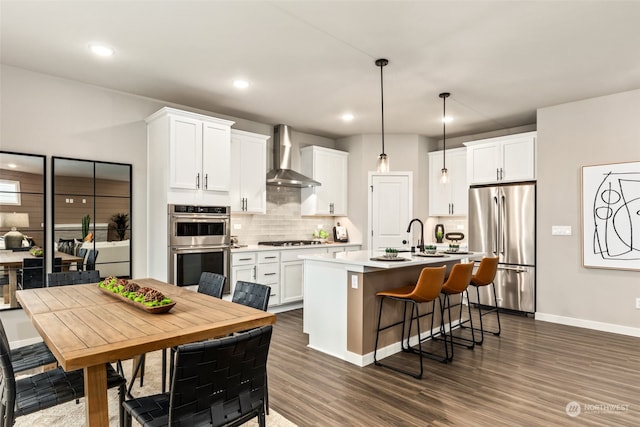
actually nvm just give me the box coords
[636,297,640,310]
[233,223,241,230]
[351,275,358,289]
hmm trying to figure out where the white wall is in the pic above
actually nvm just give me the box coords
[536,89,640,335]
[1,65,156,280]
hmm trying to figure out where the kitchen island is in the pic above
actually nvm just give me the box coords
[300,250,482,366]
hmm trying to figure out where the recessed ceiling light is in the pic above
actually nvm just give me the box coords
[7,163,17,169]
[341,113,354,122]
[233,80,249,89]
[89,44,115,57]
[442,116,453,124]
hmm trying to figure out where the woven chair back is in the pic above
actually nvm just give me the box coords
[232,281,270,311]
[197,272,226,299]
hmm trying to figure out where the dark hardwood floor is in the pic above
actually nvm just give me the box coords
[268,309,640,426]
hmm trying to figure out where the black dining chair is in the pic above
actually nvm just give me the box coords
[0,318,127,426]
[231,280,271,414]
[53,257,62,273]
[161,271,228,392]
[47,270,100,287]
[197,271,226,298]
[232,280,271,311]
[123,325,273,427]
[20,258,44,290]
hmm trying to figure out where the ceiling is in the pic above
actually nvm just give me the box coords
[2,1,640,140]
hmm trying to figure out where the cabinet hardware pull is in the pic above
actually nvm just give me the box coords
[496,168,499,181]
[239,257,252,261]
[264,272,276,276]
[204,173,208,189]
[196,173,200,189]
[265,256,277,259]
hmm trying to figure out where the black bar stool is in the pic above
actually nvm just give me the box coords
[373,265,447,379]
[438,262,476,361]
[462,256,501,345]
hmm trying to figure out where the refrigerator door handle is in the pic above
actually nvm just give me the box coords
[499,193,506,255]
[491,196,500,254]
[498,265,527,272]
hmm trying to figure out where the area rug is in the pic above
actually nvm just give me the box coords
[14,349,295,426]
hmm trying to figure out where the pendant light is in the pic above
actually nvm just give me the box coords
[376,58,389,172]
[439,92,450,184]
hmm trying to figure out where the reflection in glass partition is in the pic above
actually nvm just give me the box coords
[53,157,132,281]
[0,151,46,310]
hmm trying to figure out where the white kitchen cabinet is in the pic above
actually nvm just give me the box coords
[230,129,269,214]
[300,146,348,216]
[280,260,304,304]
[231,252,257,295]
[165,110,233,192]
[428,148,467,216]
[256,252,280,306]
[279,247,329,304]
[146,107,235,206]
[464,131,537,185]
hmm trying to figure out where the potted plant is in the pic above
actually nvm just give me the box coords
[110,213,129,241]
[384,248,398,258]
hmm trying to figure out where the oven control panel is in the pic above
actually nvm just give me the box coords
[170,205,229,214]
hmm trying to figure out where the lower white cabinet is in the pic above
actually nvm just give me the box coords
[256,252,280,306]
[231,253,257,294]
[280,260,304,305]
[231,245,361,307]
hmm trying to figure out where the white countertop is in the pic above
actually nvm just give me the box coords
[230,242,362,253]
[299,249,482,271]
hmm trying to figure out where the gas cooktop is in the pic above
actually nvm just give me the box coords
[258,240,326,246]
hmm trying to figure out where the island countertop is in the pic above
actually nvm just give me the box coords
[298,249,482,272]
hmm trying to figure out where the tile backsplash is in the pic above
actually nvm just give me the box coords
[230,186,338,245]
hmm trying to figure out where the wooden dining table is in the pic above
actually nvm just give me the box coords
[0,250,83,308]
[16,278,276,427]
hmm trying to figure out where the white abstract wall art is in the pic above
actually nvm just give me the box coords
[582,161,640,271]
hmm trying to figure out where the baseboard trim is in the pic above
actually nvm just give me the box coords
[535,312,640,338]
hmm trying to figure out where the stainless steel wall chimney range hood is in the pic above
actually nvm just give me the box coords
[266,124,321,188]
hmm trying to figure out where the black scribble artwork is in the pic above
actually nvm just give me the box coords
[591,170,640,261]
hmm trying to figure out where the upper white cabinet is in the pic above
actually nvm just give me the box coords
[464,131,537,185]
[428,147,467,216]
[230,129,269,214]
[146,107,235,205]
[300,146,348,216]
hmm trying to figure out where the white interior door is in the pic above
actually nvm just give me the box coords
[368,172,413,251]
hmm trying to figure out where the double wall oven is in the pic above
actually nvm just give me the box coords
[168,205,230,293]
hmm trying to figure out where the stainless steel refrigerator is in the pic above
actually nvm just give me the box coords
[468,182,536,313]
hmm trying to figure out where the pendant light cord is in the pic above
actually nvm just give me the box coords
[443,95,446,168]
[439,92,450,169]
[376,59,388,155]
[380,63,385,155]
